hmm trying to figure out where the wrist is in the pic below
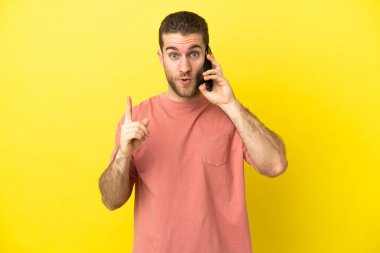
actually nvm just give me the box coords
[219,98,241,115]
[116,147,132,160]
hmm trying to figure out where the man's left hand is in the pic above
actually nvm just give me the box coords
[199,54,236,107]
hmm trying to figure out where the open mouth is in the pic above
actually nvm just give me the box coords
[179,78,191,85]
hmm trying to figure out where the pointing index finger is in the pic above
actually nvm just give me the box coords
[124,96,132,123]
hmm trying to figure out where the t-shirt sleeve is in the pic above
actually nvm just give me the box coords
[110,115,138,184]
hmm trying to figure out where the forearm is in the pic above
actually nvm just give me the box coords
[99,149,133,210]
[220,99,288,177]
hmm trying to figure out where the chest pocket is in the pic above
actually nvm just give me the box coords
[201,133,231,166]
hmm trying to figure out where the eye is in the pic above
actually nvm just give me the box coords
[190,51,200,58]
[169,52,178,59]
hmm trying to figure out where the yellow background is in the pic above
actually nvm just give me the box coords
[1,0,379,252]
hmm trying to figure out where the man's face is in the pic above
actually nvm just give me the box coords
[158,33,206,99]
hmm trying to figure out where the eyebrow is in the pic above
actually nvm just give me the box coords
[165,45,202,51]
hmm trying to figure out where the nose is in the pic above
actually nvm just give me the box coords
[179,57,191,73]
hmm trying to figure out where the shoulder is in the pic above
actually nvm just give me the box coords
[130,95,160,121]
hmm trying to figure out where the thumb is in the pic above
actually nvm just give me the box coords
[199,83,207,93]
[199,84,209,96]
[141,118,149,126]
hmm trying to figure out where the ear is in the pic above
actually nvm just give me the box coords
[157,50,163,66]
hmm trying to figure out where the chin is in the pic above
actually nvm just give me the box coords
[179,85,200,98]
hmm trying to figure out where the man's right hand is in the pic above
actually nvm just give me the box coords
[118,96,150,157]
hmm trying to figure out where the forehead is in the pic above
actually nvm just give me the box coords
[162,33,205,50]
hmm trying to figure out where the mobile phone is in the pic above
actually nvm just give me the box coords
[203,45,213,91]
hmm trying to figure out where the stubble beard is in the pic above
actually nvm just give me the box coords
[164,67,204,98]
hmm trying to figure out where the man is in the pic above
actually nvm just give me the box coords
[99,11,287,253]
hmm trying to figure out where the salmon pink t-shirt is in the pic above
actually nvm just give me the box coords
[110,93,255,253]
